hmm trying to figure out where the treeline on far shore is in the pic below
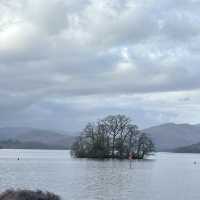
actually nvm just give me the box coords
[0,139,69,150]
[71,114,154,159]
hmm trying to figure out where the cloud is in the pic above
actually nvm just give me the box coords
[1,0,200,131]
[25,0,68,35]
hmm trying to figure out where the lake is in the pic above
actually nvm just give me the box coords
[0,149,199,200]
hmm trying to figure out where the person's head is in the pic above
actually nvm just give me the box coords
[0,190,60,200]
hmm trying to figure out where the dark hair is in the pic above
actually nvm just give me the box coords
[0,190,60,200]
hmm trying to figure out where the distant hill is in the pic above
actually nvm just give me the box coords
[0,127,76,149]
[0,140,65,150]
[2,123,200,152]
[143,123,200,151]
[173,142,200,153]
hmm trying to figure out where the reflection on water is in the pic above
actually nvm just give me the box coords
[0,149,199,200]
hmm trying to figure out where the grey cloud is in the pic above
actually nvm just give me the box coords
[25,0,68,35]
[1,0,200,131]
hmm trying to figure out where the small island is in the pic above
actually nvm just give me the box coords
[71,114,154,159]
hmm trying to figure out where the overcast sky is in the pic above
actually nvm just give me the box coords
[0,0,200,132]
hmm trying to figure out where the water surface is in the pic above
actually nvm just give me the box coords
[0,149,199,200]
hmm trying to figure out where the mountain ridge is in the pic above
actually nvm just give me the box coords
[0,127,76,149]
[1,123,200,152]
[143,123,200,151]
[172,142,200,153]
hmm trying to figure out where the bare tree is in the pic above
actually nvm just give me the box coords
[102,115,120,158]
[136,132,154,159]
[126,124,139,157]
[71,114,154,159]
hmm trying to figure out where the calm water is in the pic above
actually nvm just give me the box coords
[0,149,199,200]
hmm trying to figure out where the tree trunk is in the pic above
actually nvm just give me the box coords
[112,136,115,158]
[137,144,141,159]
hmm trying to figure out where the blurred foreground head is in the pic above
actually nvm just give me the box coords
[0,190,60,200]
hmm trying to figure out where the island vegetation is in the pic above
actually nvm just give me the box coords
[71,114,154,159]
